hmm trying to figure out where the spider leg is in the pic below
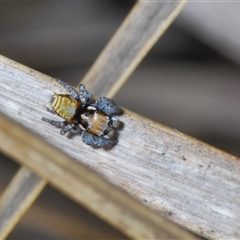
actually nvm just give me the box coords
[42,118,78,135]
[82,131,117,147]
[103,127,115,139]
[78,84,93,107]
[60,123,77,135]
[42,117,68,127]
[95,97,122,116]
[110,116,120,128]
[56,79,79,100]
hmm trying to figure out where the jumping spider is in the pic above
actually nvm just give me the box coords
[42,79,122,147]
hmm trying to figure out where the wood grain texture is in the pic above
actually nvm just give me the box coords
[0,167,46,239]
[81,0,187,97]
[1,55,240,239]
[0,107,200,239]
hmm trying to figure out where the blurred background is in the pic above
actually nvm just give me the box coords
[1,1,240,239]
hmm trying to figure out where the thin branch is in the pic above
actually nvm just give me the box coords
[81,1,187,97]
[0,167,46,239]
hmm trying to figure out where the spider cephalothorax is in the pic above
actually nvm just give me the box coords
[42,79,122,147]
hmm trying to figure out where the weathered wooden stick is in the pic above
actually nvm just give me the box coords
[0,167,46,239]
[81,0,187,97]
[1,54,240,239]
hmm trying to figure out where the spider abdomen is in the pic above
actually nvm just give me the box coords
[52,94,80,121]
